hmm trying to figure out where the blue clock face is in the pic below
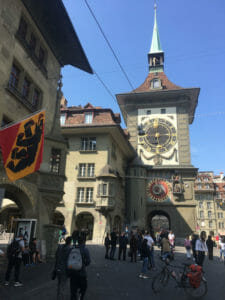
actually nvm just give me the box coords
[139,118,177,153]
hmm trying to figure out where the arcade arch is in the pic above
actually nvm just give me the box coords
[76,212,94,240]
[52,210,65,226]
[0,183,35,232]
[148,210,170,235]
[113,215,122,233]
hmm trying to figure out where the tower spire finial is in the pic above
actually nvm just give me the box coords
[148,1,164,73]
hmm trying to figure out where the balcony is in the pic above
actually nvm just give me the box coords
[77,175,96,181]
[95,197,115,212]
[75,200,95,207]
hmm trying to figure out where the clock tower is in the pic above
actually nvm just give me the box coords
[116,4,200,238]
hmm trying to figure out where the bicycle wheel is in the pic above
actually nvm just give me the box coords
[152,270,169,293]
[183,276,207,298]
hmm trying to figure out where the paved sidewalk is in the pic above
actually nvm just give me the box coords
[0,245,225,299]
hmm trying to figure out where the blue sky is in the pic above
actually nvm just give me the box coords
[62,0,225,174]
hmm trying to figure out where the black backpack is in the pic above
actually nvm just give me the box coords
[7,239,20,258]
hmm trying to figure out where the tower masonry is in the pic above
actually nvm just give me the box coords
[116,4,200,238]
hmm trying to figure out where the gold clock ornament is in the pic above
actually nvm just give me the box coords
[139,118,177,154]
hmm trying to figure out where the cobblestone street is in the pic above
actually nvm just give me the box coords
[0,244,225,300]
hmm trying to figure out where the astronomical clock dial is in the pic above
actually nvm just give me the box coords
[146,179,169,202]
[139,118,177,154]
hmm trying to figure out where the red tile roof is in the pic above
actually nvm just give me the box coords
[133,72,181,92]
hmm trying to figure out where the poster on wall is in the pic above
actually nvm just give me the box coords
[16,221,32,241]
[14,219,37,243]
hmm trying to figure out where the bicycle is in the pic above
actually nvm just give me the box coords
[152,258,207,298]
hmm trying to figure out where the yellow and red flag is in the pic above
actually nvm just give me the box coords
[0,111,45,181]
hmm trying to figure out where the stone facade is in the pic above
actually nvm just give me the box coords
[58,101,135,243]
[0,0,92,256]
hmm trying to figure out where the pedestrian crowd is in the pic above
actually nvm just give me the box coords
[2,225,225,299]
[104,228,176,279]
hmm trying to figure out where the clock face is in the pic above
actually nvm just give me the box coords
[139,118,177,154]
[147,179,169,202]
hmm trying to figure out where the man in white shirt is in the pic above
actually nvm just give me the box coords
[144,231,155,269]
[195,231,208,267]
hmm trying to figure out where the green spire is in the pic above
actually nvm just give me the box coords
[149,3,163,53]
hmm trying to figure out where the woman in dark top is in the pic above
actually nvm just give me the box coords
[104,233,111,259]
[206,235,214,260]
[139,239,150,278]
[29,238,42,264]
[130,234,138,263]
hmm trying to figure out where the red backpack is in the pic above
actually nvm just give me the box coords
[187,264,202,288]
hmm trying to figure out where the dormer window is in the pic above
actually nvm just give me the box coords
[84,112,93,124]
[152,78,161,89]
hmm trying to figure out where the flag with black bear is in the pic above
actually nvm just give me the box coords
[0,111,45,181]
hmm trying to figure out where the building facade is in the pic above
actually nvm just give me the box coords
[116,5,199,238]
[195,172,216,236]
[195,172,225,236]
[58,100,135,243]
[0,0,92,255]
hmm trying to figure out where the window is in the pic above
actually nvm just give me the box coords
[77,188,85,203]
[29,33,37,52]
[152,79,160,88]
[208,211,212,218]
[32,88,41,108]
[161,108,166,114]
[199,202,203,209]
[84,112,93,124]
[60,114,66,126]
[50,148,61,173]
[197,184,202,189]
[102,184,107,196]
[218,212,223,219]
[87,164,95,177]
[111,143,116,158]
[209,221,213,228]
[98,183,108,196]
[216,193,221,199]
[197,178,201,182]
[9,64,20,89]
[204,177,209,182]
[21,77,30,99]
[18,17,27,39]
[86,188,93,203]
[38,46,45,64]
[81,137,96,151]
[217,202,221,209]
[200,211,204,218]
[219,222,224,229]
[207,202,211,209]
[147,110,151,115]
[89,138,96,150]
[205,184,210,189]
[8,62,42,111]
[78,164,86,177]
